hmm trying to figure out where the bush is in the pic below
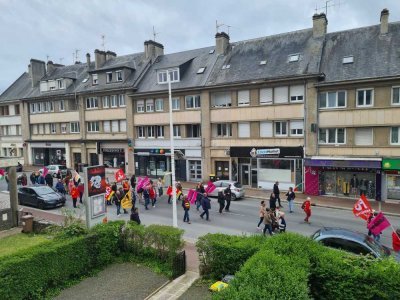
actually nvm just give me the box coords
[196,234,266,279]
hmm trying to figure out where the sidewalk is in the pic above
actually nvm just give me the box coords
[178,181,400,216]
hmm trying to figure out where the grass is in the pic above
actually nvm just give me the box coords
[0,233,51,258]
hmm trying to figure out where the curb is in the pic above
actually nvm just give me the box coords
[144,280,171,300]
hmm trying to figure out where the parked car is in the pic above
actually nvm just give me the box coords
[204,180,245,200]
[39,165,68,178]
[312,227,395,261]
[18,186,66,209]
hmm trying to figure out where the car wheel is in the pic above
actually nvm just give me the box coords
[231,194,237,201]
[37,201,45,210]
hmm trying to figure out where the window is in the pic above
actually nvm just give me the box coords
[32,125,38,135]
[61,123,67,134]
[319,128,346,144]
[44,124,50,134]
[16,125,22,135]
[111,120,119,132]
[137,100,144,113]
[355,128,373,146]
[48,101,54,112]
[57,79,65,89]
[185,95,201,109]
[87,121,99,132]
[275,121,288,136]
[260,60,267,65]
[110,95,117,107]
[86,97,98,109]
[392,87,400,105]
[116,70,123,82]
[147,125,155,138]
[173,125,181,138]
[59,100,65,111]
[238,122,250,137]
[357,89,374,107]
[50,123,57,134]
[146,99,154,112]
[238,90,250,106]
[70,122,80,133]
[172,98,180,110]
[343,56,354,64]
[30,103,36,114]
[42,101,48,112]
[92,74,98,85]
[102,96,110,108]
[390,127,400,145]
[156,125,164,138]
[0,106,9,116]
[103,121,110,133]
[274,86,288,103]
[260,121,273,137]
[290,120,304,136]
[157,68,180,84]
[118,94,126,107]
[211,92,231,107]
[260,88,272,105]
[14,104,20,115]
[8,125,17,135]
[106,72,113,83]
[119,120,126,132]
[48,80,56,90]
[155,99,164,111]
[215,123,232,137]
[186,124,201,138]
[290,85,304,102]
[40,81,47,92]
[137,126,145,138]
[319,91,346,108]
[288,54,299,62]
[36,102,42,113]
[197,67,206,74]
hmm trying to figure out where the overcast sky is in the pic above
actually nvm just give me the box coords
[0,0,399,93]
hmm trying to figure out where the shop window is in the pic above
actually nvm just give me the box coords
[391,127,400,145]
[290,120,304,136]
[260,88,272,105]
[357,89,374,107]
[319,91,346,108]
[238,122,250,138]
[274,121,288,136]
[238,90,250,106]
[211,92,231,108]
[289,85,304,102]
[215,161,229,180]
[137,126,145,138]
[355,128,373,145]
[186,124,201,138]
[155,99,164,111]
[185,95,201,109]
[392,87,400,105]
[137,100,144,113]
[319,128,346,144]
[146,99,154,112]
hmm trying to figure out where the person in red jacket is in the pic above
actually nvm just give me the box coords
[302,197,312,223]
[392,228,400,260]
[70,185,79,208]
[77,183,84,204]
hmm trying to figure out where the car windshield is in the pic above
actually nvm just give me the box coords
[34,186,55,195]
[364,236,390,257]
[233,182,242,188]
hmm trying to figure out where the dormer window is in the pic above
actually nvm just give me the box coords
[288,54,300,62]
[106,72,113,83]
[343,56,354,64]
[48,80,56,90]
[57,79,65,89]
[92,74,98,85]
[209,49,215,54]
[116,70,123,82]
[157,68,180,84]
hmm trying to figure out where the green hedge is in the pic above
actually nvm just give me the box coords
[196,233,266,279]
[0,221,124,300]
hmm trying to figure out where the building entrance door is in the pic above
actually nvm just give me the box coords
[240,164,251,186]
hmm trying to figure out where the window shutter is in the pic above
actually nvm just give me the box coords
[274,86,288,103]
[238,90,250,106]
[355,128,373,145]
[238,123,250,137]
[260,88,272,105]
[120,120,127,132]
[260,122,273,137]
[111,120,119,132]
[103,121,110,133]
[290,85,304,99]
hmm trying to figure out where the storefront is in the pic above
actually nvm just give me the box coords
[99,142,127,172]
[304,158,382,200]
[230,146,304,190]
[382,158,400,201]
[30,142,67,166]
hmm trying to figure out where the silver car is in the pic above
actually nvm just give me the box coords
[204,180,245,200]
[39,165,68,178]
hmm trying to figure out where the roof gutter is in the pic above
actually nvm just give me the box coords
[315,75,400,87]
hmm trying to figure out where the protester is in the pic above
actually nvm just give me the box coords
[143,186,150,210]
[257,200,266,230]
[30,172,36,185]
[157,177,163,197]
[367,211,381,242]
[73,172,81,187]
[273,181,282,208]
[21,173,27,186]
[182,195,191,224]
[77,182,84,204]
[38,173,45,185]
[130,207,141,225]
[269,192,276,210]
[278,211,287,233]
[122,178,130,195]
[130,174,136,189]
[224,184,232,212]
[113,191,122,216]
[392,228,400,260]
[217,191,225,214]
[263,208,274,236]
[5,172,9,191]
[45,172,53,188]
[286,187,296,213]
[200,193,211,221]
[302,197,312,223]
[149,181,157,207]
[55,179,66,194]
[70,185,79,208]
[195,182,205,211]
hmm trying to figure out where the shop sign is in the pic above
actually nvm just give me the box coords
[250,148,280,157]
[134,149,172,156]
[304,159,381,169]
[230,146,303,158]
[102,148,124,153]
[382,159,400,170]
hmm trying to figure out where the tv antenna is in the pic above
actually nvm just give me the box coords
[101,34,106,51]
[46,55,50,62]
[216,20,225,33]
[59,57,64,64]
[315,0,342,16]
[152,26,160,41]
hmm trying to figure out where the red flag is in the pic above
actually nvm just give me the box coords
[42,166,49,177]
[353,194,372,221]
[367,212,391,235]
[115,169,125,182]
[205,181,216,194]
[166,186,173,196]
[105,185,112,200]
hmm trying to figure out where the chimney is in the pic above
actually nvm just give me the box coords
[144,40,164,60]
[29,59,46,87]
[47,60,55,74]
[380,8,389,34]
[312,13,328,38]
[215,32,230,55]
[94,49,106,69]
[86,53,91,67]
[106,51,117,61]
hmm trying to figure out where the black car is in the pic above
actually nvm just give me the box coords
[18,186,66,209]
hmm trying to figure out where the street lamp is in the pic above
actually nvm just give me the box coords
[168,76,178,228]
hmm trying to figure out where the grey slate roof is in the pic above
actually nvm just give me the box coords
[206,29,324,87]
[319,22,400,83]
[0,72,32,102]
[136,46,218,93]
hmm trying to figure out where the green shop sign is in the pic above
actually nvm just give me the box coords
[382,159,400,170]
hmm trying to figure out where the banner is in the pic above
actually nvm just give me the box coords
[42,166,49,177]
[105,185,113,200]
[367,212,391,235]
[121,192,133,209]
[137,176,150,192]
[189,190,198,204]
[115,169,125,182]
[352,194,372,221]
[205,181,216,194]
[0,169,4,180]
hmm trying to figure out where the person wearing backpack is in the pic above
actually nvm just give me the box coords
[182,195,191,224]
[285,187,296,213]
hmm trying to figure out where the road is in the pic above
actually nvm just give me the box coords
[1,173,399,248]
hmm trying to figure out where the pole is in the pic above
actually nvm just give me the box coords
[8,167,18,227]
[168,78,178,228]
